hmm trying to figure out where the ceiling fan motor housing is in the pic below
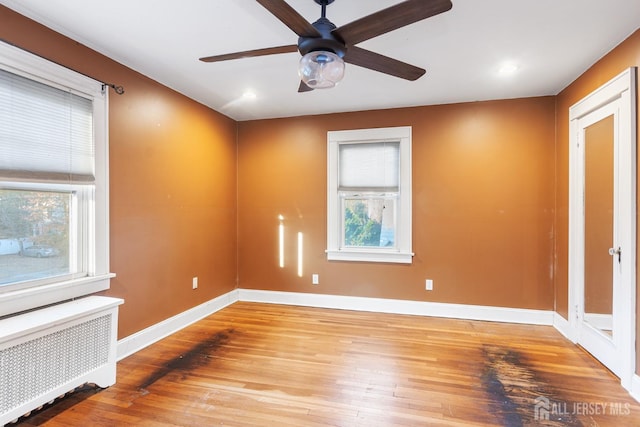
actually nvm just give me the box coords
[298,17,347,58]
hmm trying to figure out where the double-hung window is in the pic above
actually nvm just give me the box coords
[0,41,112,316]
[327,127,413,263]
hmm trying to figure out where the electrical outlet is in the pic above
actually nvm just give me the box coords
[425,279,433,291]
[192,277,198,289]
[312,274,319,285]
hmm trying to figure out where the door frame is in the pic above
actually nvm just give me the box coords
[568,67,636,390]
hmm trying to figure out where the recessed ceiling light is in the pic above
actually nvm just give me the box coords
[242,90,257,100]
[498,63,519,76]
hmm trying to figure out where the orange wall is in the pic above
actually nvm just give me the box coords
[555,28,640,371]
[238,98,556,310]
[0,6,239,338]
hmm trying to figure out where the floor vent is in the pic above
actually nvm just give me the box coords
[0,296,123,425]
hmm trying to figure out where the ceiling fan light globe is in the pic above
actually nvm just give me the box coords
[298,51,345,89]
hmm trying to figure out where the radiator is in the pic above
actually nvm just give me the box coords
[0,296,123,425]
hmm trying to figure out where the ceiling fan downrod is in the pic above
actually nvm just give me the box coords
[314,0,335,18]
[301,0,344,57]
[317,0,334,19]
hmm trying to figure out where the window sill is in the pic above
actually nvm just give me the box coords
[326,250,413,264]
[0,273,116,317]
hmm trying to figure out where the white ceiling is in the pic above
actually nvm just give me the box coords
[2,0,639,121]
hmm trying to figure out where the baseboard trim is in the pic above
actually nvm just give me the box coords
[552,311,576,342]
[117,289,239,360]
[237,289,554,325]
[117,289,554,361]
[631,374,640,402]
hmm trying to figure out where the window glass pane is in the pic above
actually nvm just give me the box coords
[343,197,396,248]
[0,189,71,286]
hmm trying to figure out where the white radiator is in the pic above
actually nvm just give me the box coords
[0,296,123,425]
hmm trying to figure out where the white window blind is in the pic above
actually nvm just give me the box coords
[0,68,94,183]
[339,141,399,191]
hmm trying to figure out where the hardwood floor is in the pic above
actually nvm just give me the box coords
[16,302,640,426]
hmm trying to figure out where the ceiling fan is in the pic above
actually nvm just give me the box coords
[199,0,453,92]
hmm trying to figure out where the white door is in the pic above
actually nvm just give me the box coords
[568,68,636,390]
[577,102,622,376]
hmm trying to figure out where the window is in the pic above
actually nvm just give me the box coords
[0,41,112,317]
[327,127,413,263]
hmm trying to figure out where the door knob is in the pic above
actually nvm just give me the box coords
[608,247,621,263]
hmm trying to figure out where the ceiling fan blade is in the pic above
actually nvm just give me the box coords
[199,45,298,63]
[256,0,321,38]
[298,81,314,93]
[333,0,452,46]
[343,46,426,81]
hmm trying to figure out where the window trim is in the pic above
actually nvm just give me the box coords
[0,41,113,317]
[327,126,413,263]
